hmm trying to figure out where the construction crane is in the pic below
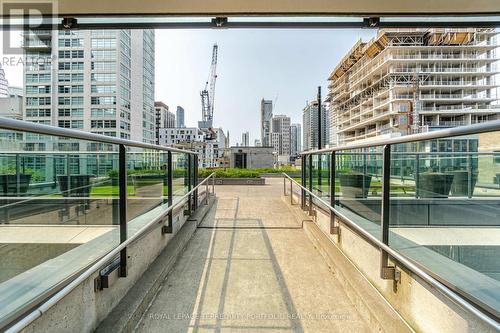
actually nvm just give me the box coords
[200,44,218,131]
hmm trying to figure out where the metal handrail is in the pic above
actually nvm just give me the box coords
[282,172,500,330]
[302,120,500,154]
[4,172,216,333]
[0,117,197,155]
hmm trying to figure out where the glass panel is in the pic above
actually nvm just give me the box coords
[172,152,189,205]
[311,153,331,199]
[126,148,167,223]
[0,129,120,324]
[389,132,500,316]
[335,147,383,239]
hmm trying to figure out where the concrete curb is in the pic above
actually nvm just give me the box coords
[281,194,414,333]
[95,196,216,333]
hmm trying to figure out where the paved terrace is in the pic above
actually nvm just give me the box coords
[109,179,410,333]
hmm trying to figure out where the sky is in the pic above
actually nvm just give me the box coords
[1,28,376,145]
[154,29,375,145]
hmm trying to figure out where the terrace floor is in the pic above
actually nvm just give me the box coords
[133,179,374,332]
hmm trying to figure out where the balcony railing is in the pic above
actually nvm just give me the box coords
[0,117,214,331]
[299,120,500,331]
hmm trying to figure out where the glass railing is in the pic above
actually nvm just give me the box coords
[301,121,500,321]
[0,118,200,329]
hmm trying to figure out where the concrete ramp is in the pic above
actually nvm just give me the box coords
[126,179,410,333]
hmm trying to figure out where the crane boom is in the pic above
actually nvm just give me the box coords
[200,44,218,129]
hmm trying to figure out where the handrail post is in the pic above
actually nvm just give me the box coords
[283,176,286,196]
[290,179,293,205]
[118,144,127,277]
[194,155,198,210]
[165,151,173,234]
[468,153,473,198]
[301,156,306,209]
[15,153,20,195]
[380,144,397,280]
[187,154,192,213]
[330,152,339,235]
[205,176,209,204]
[212,173,215,194]
[308,154,313,215]
[415,153,420,198]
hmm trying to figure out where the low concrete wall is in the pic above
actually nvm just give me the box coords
[213,178,265,185]
[18,195,211,333]
[289,191,497,333]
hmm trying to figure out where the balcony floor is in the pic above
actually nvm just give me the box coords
[134,179,372,332]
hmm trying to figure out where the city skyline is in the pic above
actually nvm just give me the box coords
[1,28,375,145]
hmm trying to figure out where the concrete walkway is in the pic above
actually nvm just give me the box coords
[134,179,373,333]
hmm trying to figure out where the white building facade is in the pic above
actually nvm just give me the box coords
[328,28,499,145]
[22,29,155,143]
[303,101,329,151]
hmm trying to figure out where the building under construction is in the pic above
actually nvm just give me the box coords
[327,28,499,145]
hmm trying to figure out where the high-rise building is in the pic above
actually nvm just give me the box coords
[131,30,156,144]
[270,115,291,163]
[22,29,155,143]
[154,101,176,144]
[260,99,273,146]
[303,101,329,151]
[176,106,185,128]
[0,64,9,98]
[290,123,302,158]
[242,131,249,146]
[328,28,499,145]
[0,86,23,120]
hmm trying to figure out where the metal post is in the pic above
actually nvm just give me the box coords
[290,179,293,205]
[118,144,127,277]
[380,144,396,280]
[362,152,367,198]
[301,157,306,209]
[165,151,173,234]
[468,153,473,198]
[212,173,215,194]
[330,152,339,235]
[317,86,322,151]
[283,176,286,196]
[15,154,20,196]
[194,155,198,210]
[308,154,313,215]
[415,153,420,198]
[187,154,192,213]
[205,177,209,204]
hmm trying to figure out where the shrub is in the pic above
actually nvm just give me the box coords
[198,168,260,178]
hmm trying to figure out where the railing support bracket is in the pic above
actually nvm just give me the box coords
[381,265,401,283]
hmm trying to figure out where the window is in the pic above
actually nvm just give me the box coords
[58,108,83,117]
[26,74,50,83]
[91,85,116,94]
[26,85,50,94]
[26,97,51,106]
[71,120,83,129]
[91,61,116,71]
[91,50,116,60]
[91,108,116,117]
[91,73,116,82]
[91,38,116,48]
[91,120,116,128]
[25,109,51,117]
[58,97,83,105]
[91,96,116,105]
[58,120,71,128]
